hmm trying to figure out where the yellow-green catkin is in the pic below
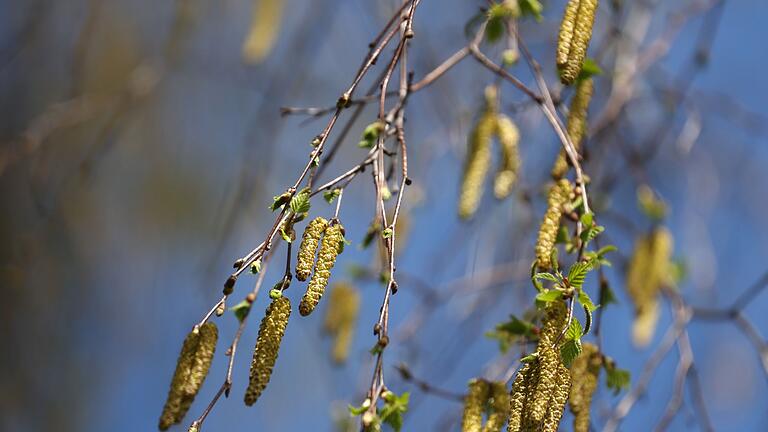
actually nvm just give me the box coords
[493,114,521,200]
[569,343,601,432]
[483,381,511,432]
[507,302,568,432]
[300,222,344,316]
[159,322,218,430]
[541,363,572,432]
[296,217,328,281]
[242,0,284,64]
[556,0,598,85]
[626,227,673,347]
[551,78,594,179]
[459,87,498,220]
[244,297,291,406]
[323,282,360,364]
[462,379,490,432]
[535,179,573,269]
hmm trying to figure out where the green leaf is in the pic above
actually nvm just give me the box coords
[289,189,311,214]
[250,259,262,274]
[555,225,571,245]
[280,227,293,243]
[536,290,563,303]
[605,362,631,395]
[533,272,559,283]
[230,300,251,323]
[518,0,543,21]
[520,353,538,363]
[485,17,505,43]
[577,58,603,81]
[580,224,605,244]
[361,223,379,249]
[550,248,559,272]
[486,315,536,353]
[323,188,341,204]
[348,400,370,416]
[269,191,292,211]
[359,121,384,148]
[269,288,283,299]
[599,279,618,307]
[580,212,594,228]
[568,261,592,289]
[560,337,582,368]
[577,289,599,312]
[565,317,584,340]
[379,391,409,432]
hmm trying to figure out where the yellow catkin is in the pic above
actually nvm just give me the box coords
[244,297,291,406]
[569,343,601,432]
[556,0,598,85]
[551,78,594,179]
[300,222,344,316]
[159,322,218,430]
[626,227,673,347]
[507,302,568,432]
[242,0,284,64]
[459,111,495,220]
[323,282,360,364]
[296,217,328,281]
[535,179,573,269]
[462,379,490,432]
[483,381,510,432]
[541,363,572,432]
[493,114,521,200]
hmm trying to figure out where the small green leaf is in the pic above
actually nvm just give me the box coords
[637,184,667,221]
[280,227,293,243]
[577,58,603,81]
[359,121,384,148]
[520,353,538,363]
[250,259,262,274]
[568,261,592,289]
[289,189,311,214]
[230,300,251,323]
[382,227,393,239]
[555,225,571,245]
[269,288,282,299]
[323,188,341,204]
[565,317,584,340]
[550,248,559,272]
[534,272,559,283]
[560,337,582,368]
[580,212,594,228]
[605,361,631,395]
[536,290,563,303]
[577,289,599,312]
[519,0,543,21]
[348,400,370,416]
[269,191,292,211]
[599,279,618,307]
[486,315,536,353]
[379,391,409,432]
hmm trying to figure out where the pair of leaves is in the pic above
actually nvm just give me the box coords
[359,121,385,149]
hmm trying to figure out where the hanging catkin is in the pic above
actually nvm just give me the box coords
[323,282,360,364]
[483,381,511,432]
[535,179,573,269]
[556,0,598,85]
[551,78,594,179]
[626,227,673,347]
[462,379,490,432]
[569,342,601,432]
[507,302,569,432]
[245,297,291,406]
[159,322,218,430]
[242,0,284,64]
[296,217,328,281]
[300,221,344,316]
[459,89,497,220]
[493,114,521,200]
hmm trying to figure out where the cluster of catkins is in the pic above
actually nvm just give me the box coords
[626,226,674,347]
[296,217,346,316]
[507,302,571,432]
[323,282,360,364]
[158,323,218,430]
[458,85,521,220]
[535,179,574,270]
[461,379,511,432]
[556,0,598,85]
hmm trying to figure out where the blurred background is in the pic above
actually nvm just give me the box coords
[1,0,767,431]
